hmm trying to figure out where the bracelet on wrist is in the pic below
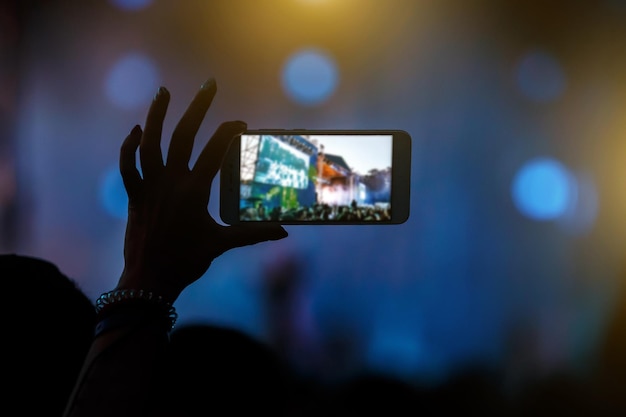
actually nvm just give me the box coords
[95,289,178,331]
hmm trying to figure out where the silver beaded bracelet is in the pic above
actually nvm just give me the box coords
[95,289,178,330]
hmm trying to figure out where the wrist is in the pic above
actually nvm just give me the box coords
[94,305,173,338]
[116,271,183,304]
[95,289,178,335]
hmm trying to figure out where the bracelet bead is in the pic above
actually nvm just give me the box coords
[95,289,178,331]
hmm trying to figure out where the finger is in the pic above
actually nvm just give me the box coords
[140,86,170,179]
[120,125,143,200]
[166,78,217,171]
[223,224,289,249]
[192,120,247,190]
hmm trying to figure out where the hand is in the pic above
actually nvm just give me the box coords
[116,78,288,302]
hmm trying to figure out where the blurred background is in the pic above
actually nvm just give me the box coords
[2,0,626,389]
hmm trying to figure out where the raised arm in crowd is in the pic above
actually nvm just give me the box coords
[62,78,288,417]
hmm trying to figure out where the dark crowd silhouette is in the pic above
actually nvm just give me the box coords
[4,254,96,416]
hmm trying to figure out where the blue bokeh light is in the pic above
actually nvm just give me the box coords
[109,0,153,12]
[367,330,425,381]
[557,172,599,235]
[99,165,128,220]
[512,157,572,221]
[281,48,339,106]
[515,50,567,102]
[105,52,160,110]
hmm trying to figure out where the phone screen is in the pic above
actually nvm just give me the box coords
[220,130,411,225]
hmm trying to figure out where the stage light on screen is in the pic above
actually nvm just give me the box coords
[281,48,339,106]
[99,165,128,220]
[105,52,160,110]
[512,157,573,221]
[109,0,153,11]
[515,50,567,102]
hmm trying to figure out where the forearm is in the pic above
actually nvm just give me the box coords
[63,319,170,417]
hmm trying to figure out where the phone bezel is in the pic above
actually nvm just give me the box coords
[219,129,411,225]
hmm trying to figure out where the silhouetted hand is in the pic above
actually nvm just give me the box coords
[116,78,287,302]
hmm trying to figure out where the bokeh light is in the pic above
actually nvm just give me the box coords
[367,330,425,380]
[512,157,573,221]
[515,50,567,102]
[105,52,160,110]
[109,0,153,12]
[281,48,339,106]
[557,172,599,235]
[99,165,128,220]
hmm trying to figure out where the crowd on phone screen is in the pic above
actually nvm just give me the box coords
[240,200,392,222]
[7,78,626,416]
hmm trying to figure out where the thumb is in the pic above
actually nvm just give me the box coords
[224,224,288,248]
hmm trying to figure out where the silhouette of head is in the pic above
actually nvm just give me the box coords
[154,323,293,416]
[4,254,96,416]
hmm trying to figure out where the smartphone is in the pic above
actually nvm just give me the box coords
[219,129,411,225]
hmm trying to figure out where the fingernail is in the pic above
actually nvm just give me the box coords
[154,86,168,100]
[201,78,216,91]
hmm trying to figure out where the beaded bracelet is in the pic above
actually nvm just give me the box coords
[95,289,178,331]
